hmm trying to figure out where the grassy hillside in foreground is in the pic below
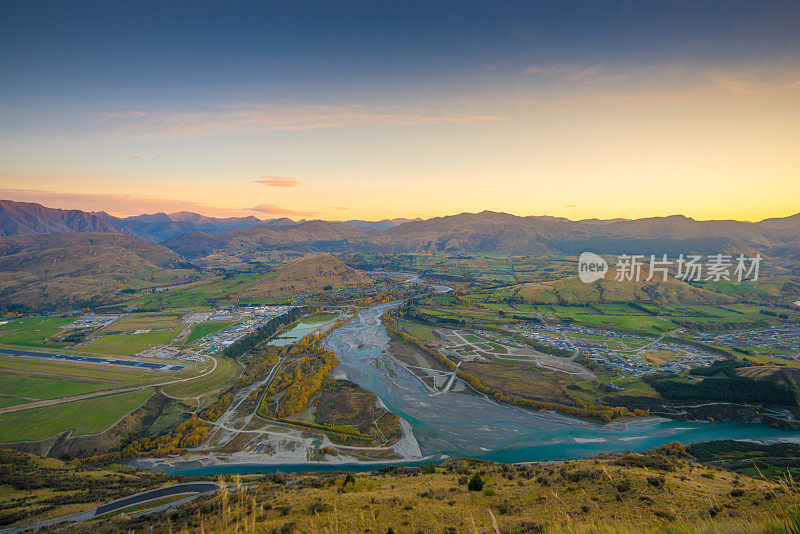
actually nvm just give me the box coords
[5,444,800,533]
[0,449,178,528]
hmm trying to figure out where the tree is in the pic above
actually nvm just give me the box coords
[423,459,436,474]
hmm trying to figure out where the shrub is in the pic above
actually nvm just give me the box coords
[468,473,484,491]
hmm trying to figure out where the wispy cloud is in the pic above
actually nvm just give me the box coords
[248,203,309,216]
[712,72,800,97]
[524,64,606,82]
[515,61,800,110]
[99,103,510,138]
[254,175,302,187]
[0,188,251,218]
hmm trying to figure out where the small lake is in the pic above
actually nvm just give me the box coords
[268,315,336,346]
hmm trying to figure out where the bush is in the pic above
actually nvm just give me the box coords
[468,473,484,491]
[615,480,631,493]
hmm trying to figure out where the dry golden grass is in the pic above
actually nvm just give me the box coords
[736,365,782,381]
[119,456,797,534]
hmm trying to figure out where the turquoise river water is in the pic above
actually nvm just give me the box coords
[173,290,800,475]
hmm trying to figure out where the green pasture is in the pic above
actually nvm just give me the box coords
[398,319,437,342]
[0,317,73,348]
[0,373,111,405]
[162,356,240,399]
[186,321,235,344]
[82,331,178,355]
[0,388,153,442]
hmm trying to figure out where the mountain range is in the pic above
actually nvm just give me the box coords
[1,199,799,258]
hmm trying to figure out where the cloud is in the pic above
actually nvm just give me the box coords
[98,103,510,137]
[0,188,253,218]
[254,175,301,187]
[524,64,606,82]
[712,72,800,97]
[514,61,800,110]
[248,203,309,216]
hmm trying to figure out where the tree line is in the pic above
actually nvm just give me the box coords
[262,332,341,418]
[222,306,305,359]
[649,376,797,406]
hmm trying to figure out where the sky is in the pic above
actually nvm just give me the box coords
[1,1,799,221]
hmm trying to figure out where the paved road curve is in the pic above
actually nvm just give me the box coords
[0,482,220,533]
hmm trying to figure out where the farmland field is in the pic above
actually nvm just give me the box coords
[161,356,240,399]
[185,321,235,344]
[82,331,179,355]
[0,351,208,388]
[398,319,437,341]
[0,388,154,442]
[0,373,111,405]
[0,316,73,348]
[558,313,677,333]
[125,275,293,310]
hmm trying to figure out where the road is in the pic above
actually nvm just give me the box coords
[435,325,595,380]
[0,482,221,534]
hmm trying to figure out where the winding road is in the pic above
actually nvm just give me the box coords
[0,482,221,534]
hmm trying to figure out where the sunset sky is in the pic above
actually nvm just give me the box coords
[1,1,798,221]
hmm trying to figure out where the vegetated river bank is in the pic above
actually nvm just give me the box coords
[157,277,800,475]
[322,300,800,461]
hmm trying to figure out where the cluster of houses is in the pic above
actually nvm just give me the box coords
[192,305,295,354]
[513,323,723,377]
[694,323,800,357]
[137,345,207,363]
[578,342,723,377]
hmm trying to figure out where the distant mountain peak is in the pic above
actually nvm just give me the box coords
[0,199,118,236]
